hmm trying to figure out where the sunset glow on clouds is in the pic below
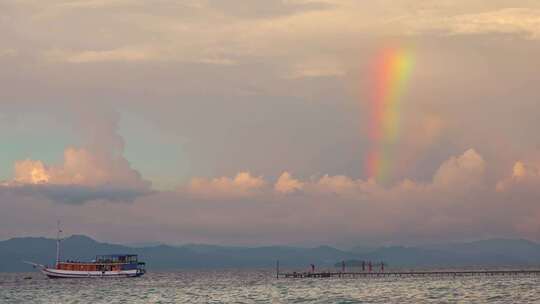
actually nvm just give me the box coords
[14,148,147,188]
[3,148,540,245]
[274,172,304,194]
[1,0,540,245]
[184,149,487,199]
[1,107,151,204]
[187,172,266,199]
[3,146,151,204]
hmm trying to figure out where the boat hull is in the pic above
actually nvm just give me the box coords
[41,267,144,278]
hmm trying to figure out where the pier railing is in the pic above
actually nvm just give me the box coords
[275,261,540,278]
[278,269,540,278]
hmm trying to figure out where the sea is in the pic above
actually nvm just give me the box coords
[1,269,540,303]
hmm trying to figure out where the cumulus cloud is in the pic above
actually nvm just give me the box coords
[189,149,487,199]
[308,174,367,196]
[13,147,148,188]
[182,149,486,201]
[186,172,266,199]
[14,160,50,184]
[2,108,151,204]
[28,150,540,243]
[2,148,540,245]
[432,148,486,189]
[496,160,540,192]
[274,171,304,194]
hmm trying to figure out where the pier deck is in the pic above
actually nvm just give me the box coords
[278,269,540,278]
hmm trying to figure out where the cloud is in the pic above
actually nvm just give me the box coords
[203,0,333,19]
[186,171,266,199]
[432,148,486,189]
[44,47,157,63]
[0,48,17,57]
[496,160,540,192]
[1,1,540,244]
[442,9,540,39]
[304,149,486,197]
[274,171,304,194]
[2,148,540,245]
[46,47,239,65]
[185,149,487,199]
[308,174,366,196]
[286,58,345,79]
[13,147,148,188]
[5,1,540,73]
[186,149,488,200]
[1,183,148,205]
[2,108,151,204]
[14,160,50,184]
[4,147,150,204]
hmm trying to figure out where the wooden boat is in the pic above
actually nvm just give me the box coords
[35,254,146,278]
[25,223,146,278]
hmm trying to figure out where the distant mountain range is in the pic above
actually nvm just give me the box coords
[2,235,540,272]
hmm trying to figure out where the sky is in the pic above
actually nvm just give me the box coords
[1,0,540,247]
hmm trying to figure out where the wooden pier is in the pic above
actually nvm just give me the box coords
[278,269,540,279]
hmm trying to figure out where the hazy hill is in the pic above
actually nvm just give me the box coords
[424,238,540,265]
[343,240,540,268]
[0,235,356,272]
[2,235,540,272]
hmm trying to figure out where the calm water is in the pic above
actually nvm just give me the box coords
[2,270,540,303]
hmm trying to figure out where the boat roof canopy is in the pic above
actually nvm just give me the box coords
[95,254,138,261]
[96,254,137,258]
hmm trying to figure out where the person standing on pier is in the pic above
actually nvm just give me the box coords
[310,264,315,273]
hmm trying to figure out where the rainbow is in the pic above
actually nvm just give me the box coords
[365,47,414,183]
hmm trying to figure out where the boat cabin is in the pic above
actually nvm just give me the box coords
[95,254,139,264]
[56,254,145,272]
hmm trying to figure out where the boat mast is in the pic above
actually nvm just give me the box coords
[56,220,62,267]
